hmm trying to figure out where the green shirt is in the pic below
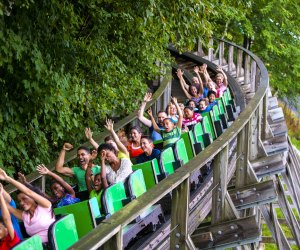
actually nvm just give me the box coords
[162,126,181,148]
[89,189,103,211]
[72,165,100,192]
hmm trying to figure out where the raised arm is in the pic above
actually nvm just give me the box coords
[137,92,152,128]
[55,143,74,177]
[100,151,109,189]
[0,183,16,239]
[176,69,189,90]
[172,97,183,129]
[177,69,192,99]
[147,108,160,133]
[37,164,75,197]
[193,66,204,95]
[216,65,228,87]
[0,168,52,209]
[105,118,129,157]
[200,64,211,86]
[85,164,93,193]
[85,128,99,150]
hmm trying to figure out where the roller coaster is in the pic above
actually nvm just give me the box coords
[8,38,300,250]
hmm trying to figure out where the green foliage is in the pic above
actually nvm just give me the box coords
[214,0,300,105]
[2,0,300,174]
[0,0,222,174]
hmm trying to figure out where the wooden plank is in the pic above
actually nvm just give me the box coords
[281,166,300,216]
[244,55,250,85]
[250,153,287,167]
[103,230,123,250]
[262,135,289,155]
[252,159,286,179]
[251,153,286,178]
[269,121,288,137]
[219,41,225,65]
[262,236,296,245]
[259,204,291,250]
[211,146,229,224]
[190,232,213,248]
[229,180,277,209]
[268,97,278,110]
[236,49,243,78]
[268,107,284,123]
[271,203,286,250]
[170,178,190,250]
[192,216,260,249]
[250,60,257,93]
[275,175,300,246]
[228,45,234,73]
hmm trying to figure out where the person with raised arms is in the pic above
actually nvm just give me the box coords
[0,183,21,249]
[137,92,168,142]
[177,68,204,105]
[37,164,80,208]
[85,118,130,159]
[55,143,99,192]
[148,96,183,149]
[0,168,55,244]
[97,143,133,186]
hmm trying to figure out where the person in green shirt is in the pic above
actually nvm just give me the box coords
[55,143,99,192]
[85,169,105,210]
[148,96,183,149]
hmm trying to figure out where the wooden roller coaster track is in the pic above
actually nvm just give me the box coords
[6,38,300,250]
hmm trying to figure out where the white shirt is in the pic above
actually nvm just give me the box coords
[106,158,133,184]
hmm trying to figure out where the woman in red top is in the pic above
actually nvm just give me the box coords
[127,126,144,158]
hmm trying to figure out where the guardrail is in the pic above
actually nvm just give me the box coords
[68,38,269,249]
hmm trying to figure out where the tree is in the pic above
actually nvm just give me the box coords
[0,0,218,174]
[212,0,300,104]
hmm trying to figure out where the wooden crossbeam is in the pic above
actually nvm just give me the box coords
[192,216,260,249]
[229,180,277,210]
[268,107,284,123]
[250,153,286,178]
[262,135,289,156]
[269,121,287,137]
[268,97,278,110]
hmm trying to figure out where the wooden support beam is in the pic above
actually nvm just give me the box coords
[275,175,300,246]
[269,121,288,137]
[235,123,251,187]
[219,41,224,65]
[259,204,291,250]
[250,153,286,179]
[102,227,123,250]
[208,38,214,61]
[229,180,277,210]
[192,216,260,249]
[236,49,243,78]
[228,45,234,73]
[170,176,190,250]
[268,107,284,123]
[250,60,257,93]
[211,145,229,224]
[262,135,289,156]
[281,164,300,216]
[191,232,213,248]
[262,93,273,140]
[244,55,251,85]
